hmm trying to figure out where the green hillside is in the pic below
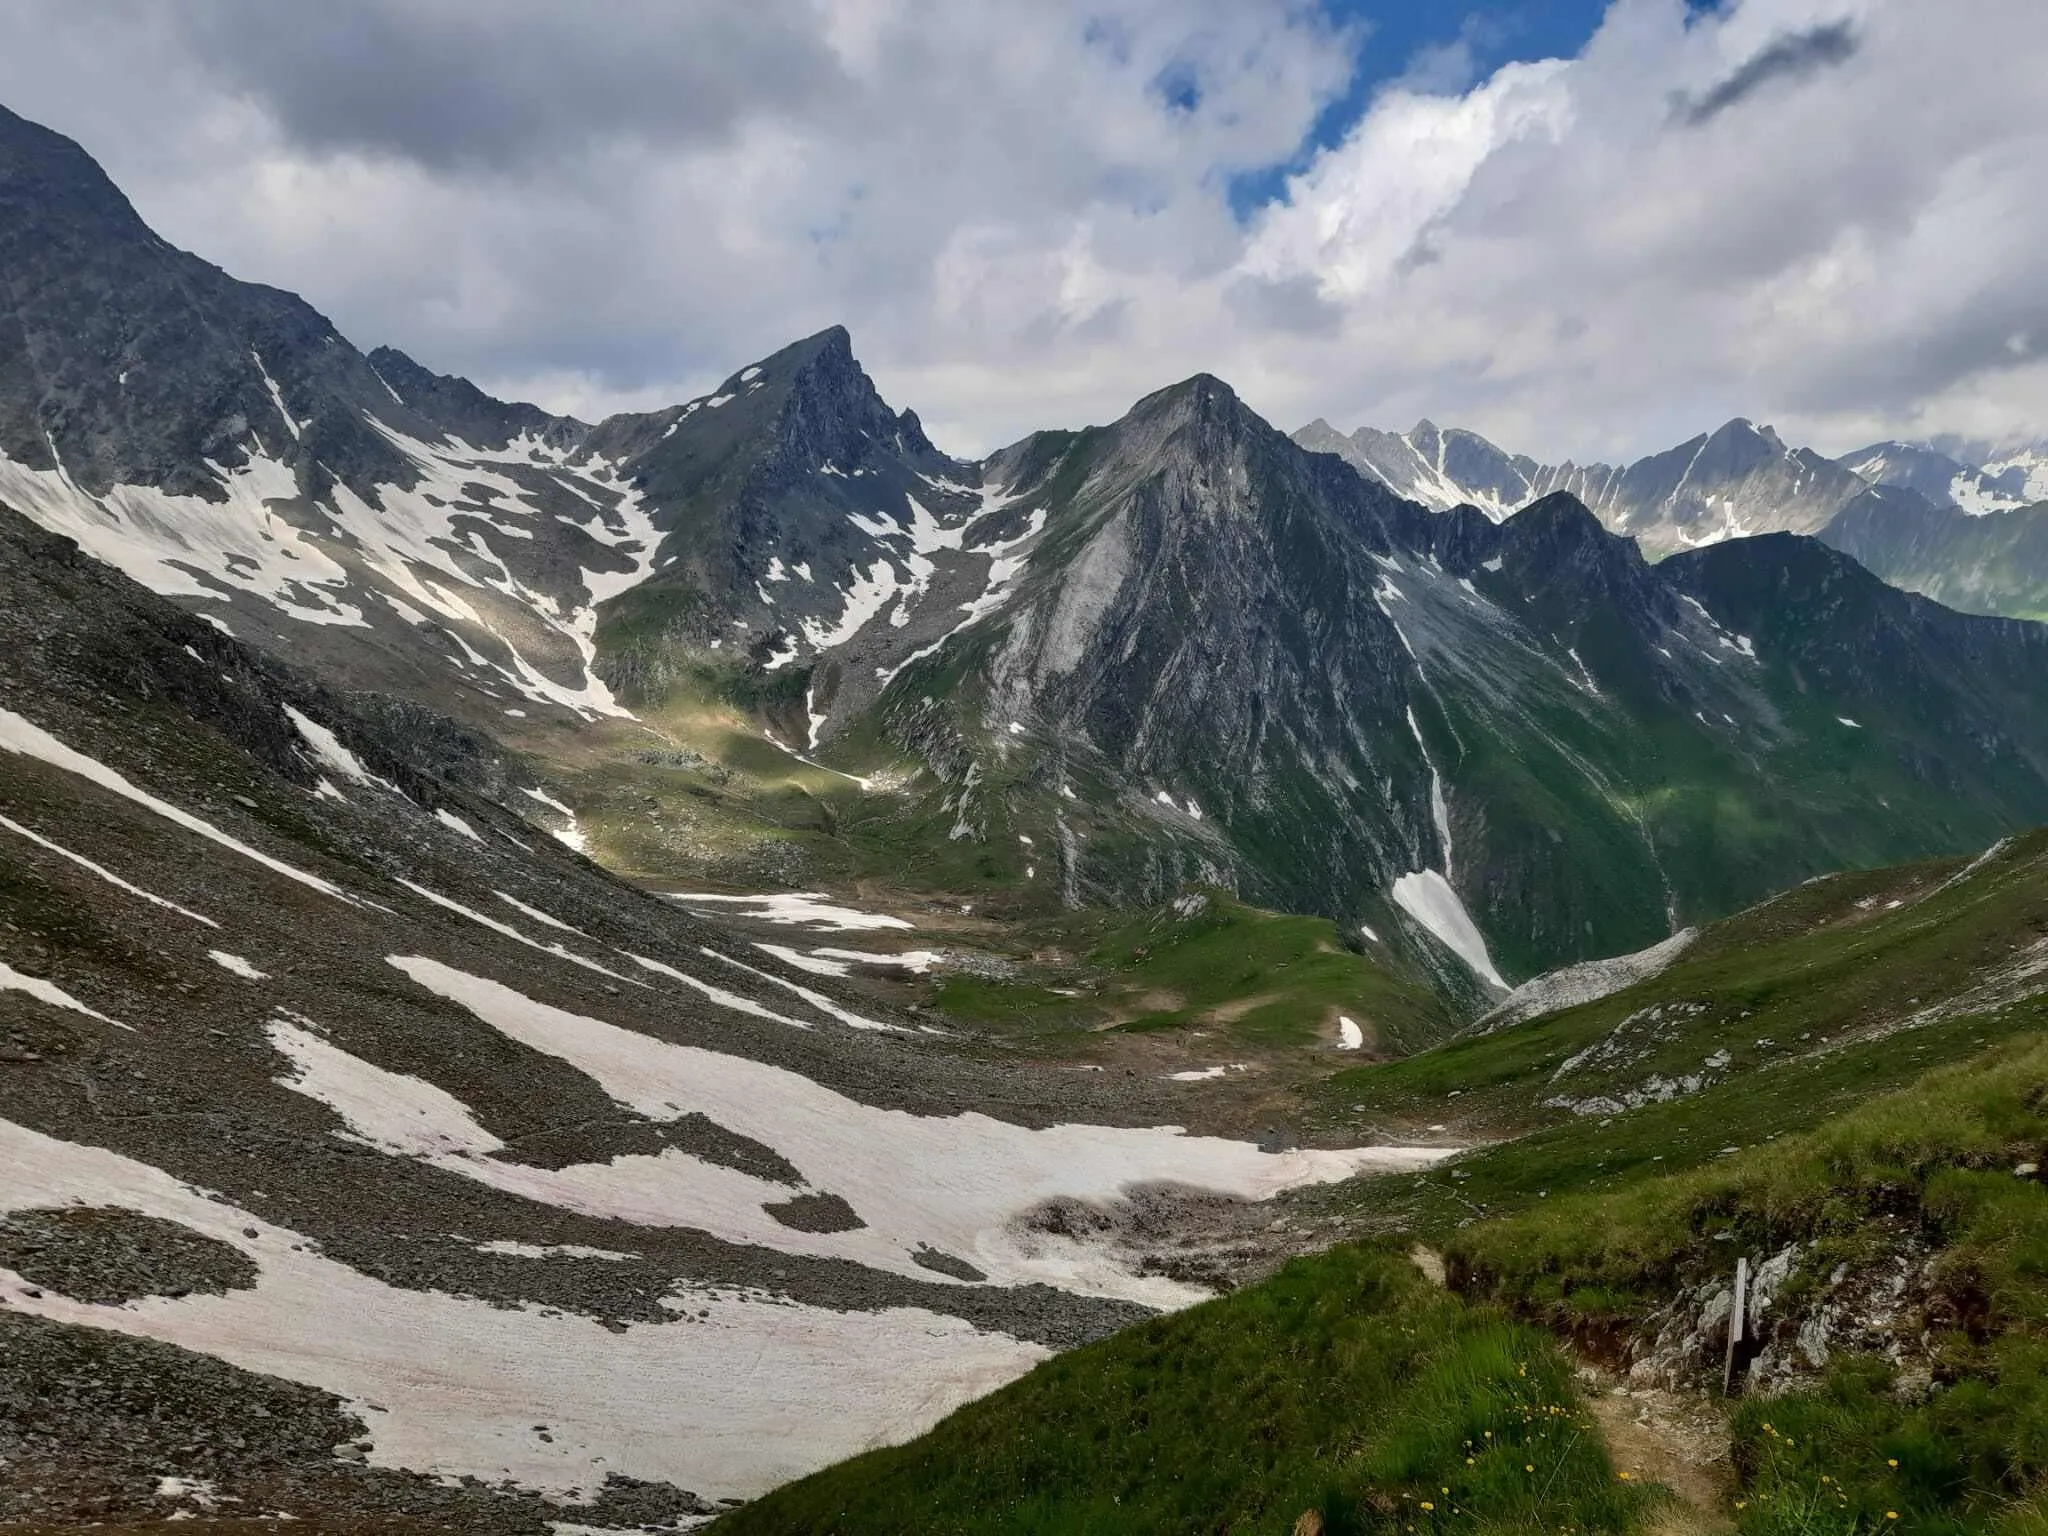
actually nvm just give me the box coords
[720,833,2048,1535]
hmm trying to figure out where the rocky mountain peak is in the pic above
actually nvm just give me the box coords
[0,106,442,501]
[0,101,149,243]
[1129,372,1244,423]
[767,326,944,474]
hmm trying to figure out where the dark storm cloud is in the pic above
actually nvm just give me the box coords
[1674,19,1858,126]
[170,0,844,170]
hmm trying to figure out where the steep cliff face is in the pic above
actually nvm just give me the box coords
[0,103,558,502]
[955,378,1448,959]
[860,393,2048,988]
[586,326,999,713]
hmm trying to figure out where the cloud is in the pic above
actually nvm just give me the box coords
[0,0,2042,465]
[172,2,847,172]
[1674,19,1859,124]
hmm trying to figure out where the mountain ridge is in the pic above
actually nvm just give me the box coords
[11,100,2048,993]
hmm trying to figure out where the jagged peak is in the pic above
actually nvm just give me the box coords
[756,324,854,378]
[1702,416,1786,453]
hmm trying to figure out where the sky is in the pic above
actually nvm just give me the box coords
[2,0,2043,463]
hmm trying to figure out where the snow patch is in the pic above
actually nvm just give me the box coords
[0,962,128,1029]
[1390,871,1507,991]
[435,809,484,843]
[668,892,912,932]
[473,1240,639,1262]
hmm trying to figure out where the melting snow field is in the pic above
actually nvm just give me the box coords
[1390,870,1508,992]
[0,959,1456,1506]
[669,891,914,932]
[754,942,941,977]
[0,1116,1042,1502]
[275,959,1451,1307]
[0,432,666,720]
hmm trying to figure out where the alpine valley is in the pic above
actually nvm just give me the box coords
[3,100,2048,1536]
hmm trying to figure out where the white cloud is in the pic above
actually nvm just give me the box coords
[0,0,2043,462]
[1237,0,2048,459]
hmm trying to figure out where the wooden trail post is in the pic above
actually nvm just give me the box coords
[1722,1256,1750,1397]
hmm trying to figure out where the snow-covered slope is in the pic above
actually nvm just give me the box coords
[1298,416,1869,558]
[0,500,1448,1525]
[1841,436,2048,515]
[0,105,1038,747]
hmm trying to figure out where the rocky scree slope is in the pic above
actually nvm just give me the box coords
[0,500,1453,1527]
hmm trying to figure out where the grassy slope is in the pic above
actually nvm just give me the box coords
[1450,1037,2048,1535]
[716,1244,1659,1536]
[721,833,2048,1534]
[929,892,1453,1062]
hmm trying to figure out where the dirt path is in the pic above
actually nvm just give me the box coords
[1585,1371,1737,1534]
[1406,1247,1735,1533]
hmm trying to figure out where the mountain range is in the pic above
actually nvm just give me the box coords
[8,102,2048,1001]
[1299,414,2048,622]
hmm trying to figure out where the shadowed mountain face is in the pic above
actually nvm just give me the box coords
[9,101,2048,997]
[1818,486,2048,623]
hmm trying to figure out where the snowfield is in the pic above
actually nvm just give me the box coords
[1392,869,1508,991]
[0,954,1454,1507]
[0,1115,1043,1502]
[0,694,1459,1512]
[266,959,1451,1308]
[668,890,915,931]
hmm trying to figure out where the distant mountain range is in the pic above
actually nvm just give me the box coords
[10,99,2048,1002]
[1297,416,2048,621]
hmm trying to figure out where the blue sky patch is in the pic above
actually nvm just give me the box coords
[1227,0,1610,218]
